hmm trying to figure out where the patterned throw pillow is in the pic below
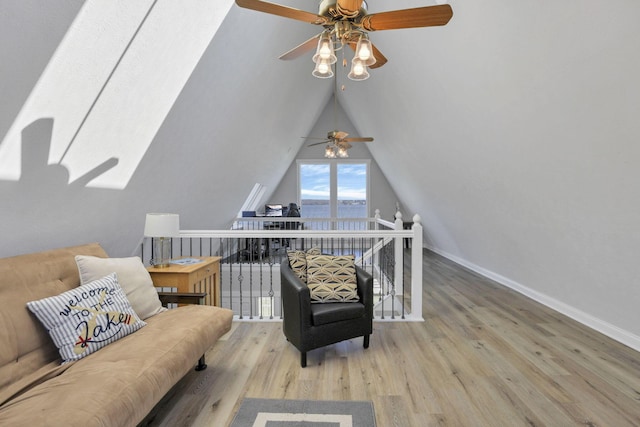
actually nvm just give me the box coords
[306,254,359,303]
[26,273,146,363]
[286,248,321,283]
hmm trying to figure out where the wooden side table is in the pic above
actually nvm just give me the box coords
[147,256,221,307]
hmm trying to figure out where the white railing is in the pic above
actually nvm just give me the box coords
[233,216,376,231]
[138,211,423,321]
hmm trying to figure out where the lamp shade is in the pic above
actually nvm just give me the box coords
[354,35,376,66]
[144,213,180,237]
[325,145,336,158]
[312,58,334,78]
[348,58,370,81]
[312,32,337,65]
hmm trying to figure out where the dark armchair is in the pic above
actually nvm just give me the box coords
[280,259,374,367]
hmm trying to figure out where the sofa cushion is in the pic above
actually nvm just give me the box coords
[0,243,108,402]
[26,273,145,363]
[75,255,166,320]
[306,254,359,303]
[0,304,233,426]
[286,248,321,283]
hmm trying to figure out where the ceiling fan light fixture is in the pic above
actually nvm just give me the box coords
[312,32,337,65]
[312,58,334,78]
[354,34,376,66]
[325,145,337,158]
[236,0,454,81]
[337,146,349,158]
[348,58,370,81]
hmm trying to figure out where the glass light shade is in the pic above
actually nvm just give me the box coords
[348,58,370,81]
[325,145,336,158]
[337,146,349,158]
[354,35,376,66]
[312,33,337,65]
[312,58,334,78]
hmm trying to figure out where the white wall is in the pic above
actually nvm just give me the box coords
[340,0,640,348]
[0,2,328,258]
[0,0,85,140]
[269,96,403,221]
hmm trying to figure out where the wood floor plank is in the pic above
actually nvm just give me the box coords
[541,321,640,402]
[142,249,640,427]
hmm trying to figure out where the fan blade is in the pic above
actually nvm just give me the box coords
[360,4,453,31]
[335,140,352,148]
[336,0,364,18]
[280,34,321,60]
[334,131,349,140]
[308,140,330,147]
[369,43,387,69]
[235,0,328,25]
[344,137,374,142]
[348,41,387,69]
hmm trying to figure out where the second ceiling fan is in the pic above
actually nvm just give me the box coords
[235,0,453,77]
[307,129,374,158]
[305,67,374,158]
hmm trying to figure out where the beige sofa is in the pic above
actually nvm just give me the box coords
[0,243,233,426]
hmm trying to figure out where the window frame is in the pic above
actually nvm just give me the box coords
[297,159,370,218]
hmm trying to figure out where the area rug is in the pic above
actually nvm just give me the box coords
[229,398,376,427]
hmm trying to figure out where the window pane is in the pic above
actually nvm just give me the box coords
[337,163,367,219]
[300,163,330,219]
[298,162,368,230]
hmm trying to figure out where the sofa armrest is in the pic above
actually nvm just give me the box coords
[157,292,207,306]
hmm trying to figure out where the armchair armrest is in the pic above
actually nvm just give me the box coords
[355,266,374,318]
[157,291,207,306]
[280,261,313,336]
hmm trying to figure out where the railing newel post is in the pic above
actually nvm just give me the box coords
[411,214,423,321]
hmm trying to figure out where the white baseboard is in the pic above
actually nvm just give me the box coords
[426,246,640,353]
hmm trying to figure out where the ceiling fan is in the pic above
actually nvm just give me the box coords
[235,0,453,77]
[305,68,374,158]
[307,130,374,157]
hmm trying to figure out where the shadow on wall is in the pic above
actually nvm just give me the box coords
[0,118,123,257]
[13,118,119,189]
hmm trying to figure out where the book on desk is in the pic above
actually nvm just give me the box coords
[169,258,204,265]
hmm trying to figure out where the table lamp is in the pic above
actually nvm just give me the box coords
[144,213,180,268]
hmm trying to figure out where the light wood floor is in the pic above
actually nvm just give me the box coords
[142,250,640,426]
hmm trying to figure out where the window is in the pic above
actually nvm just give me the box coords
[337,163,367,218]
[299,163,331,218]
[298,160,369,225]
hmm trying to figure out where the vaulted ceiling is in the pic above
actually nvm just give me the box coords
[1,1,639,348]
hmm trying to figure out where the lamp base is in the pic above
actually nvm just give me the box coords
[152,262,171,269]
[151,237,172,268]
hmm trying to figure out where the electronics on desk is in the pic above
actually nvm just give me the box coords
[242,211,256,217]
[265,204,283,217]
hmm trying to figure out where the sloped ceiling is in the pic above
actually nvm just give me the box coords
[1,1,639,345]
